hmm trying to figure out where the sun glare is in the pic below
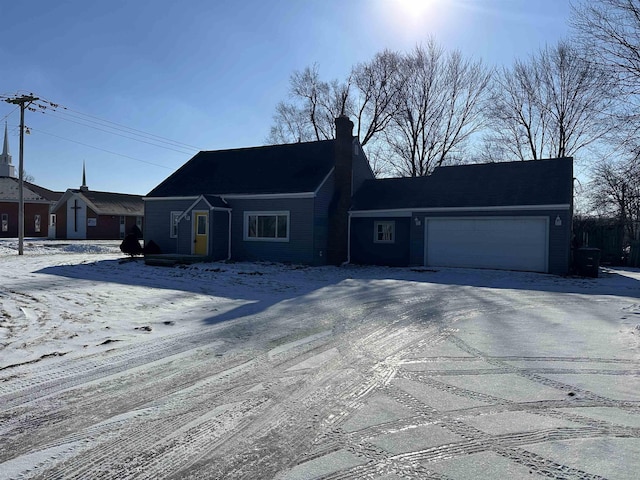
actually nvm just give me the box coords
[396,0,435,19]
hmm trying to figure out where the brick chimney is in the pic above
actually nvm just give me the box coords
[327,116,354,265]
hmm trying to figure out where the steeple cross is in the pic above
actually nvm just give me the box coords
[71,199,81,232]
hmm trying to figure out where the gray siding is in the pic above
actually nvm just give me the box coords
[176,215,192,254]
[227,197,316,264]
[211,209,230,260]
[407,209,572,275]
[143,198,195,254]
[351,217,411,266]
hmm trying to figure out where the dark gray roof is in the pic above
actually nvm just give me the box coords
[24,181,63,202]
[82,190,143,215]
[146,140,336,197]
[0,177,62,202]
[351,158,573,211]
[203,195,229,208]
[63,189,144,216]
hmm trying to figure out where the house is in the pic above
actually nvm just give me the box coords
[0,123,63,238]
[50,170,144,240]
[144,117,573,274]
[144,116,371,264]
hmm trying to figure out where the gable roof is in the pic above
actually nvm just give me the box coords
[351,158,573,211]
[24,181,63,202]
[0,176,63,203]
[146,140,336,198]
[52,189,144,216]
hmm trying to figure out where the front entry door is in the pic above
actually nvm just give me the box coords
[193,211,208,255]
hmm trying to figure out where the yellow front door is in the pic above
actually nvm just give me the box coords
[193,212,208,255]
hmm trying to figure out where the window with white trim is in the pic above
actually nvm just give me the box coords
[374,221,395,243]
[2,213,8,232]
[170,211,182,238]
[244,211,289,241]
[34,215,41,233]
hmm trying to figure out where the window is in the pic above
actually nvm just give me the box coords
[1,214,7,232]
[244,212,289,241]
[170,211,182,238]
[374,221,395,243]
[34,215,41,233]
[49,214,56,228]
[196,214,207,235]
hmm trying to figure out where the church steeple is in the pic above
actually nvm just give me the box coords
[0,122,16,178]
[80,161,88,191]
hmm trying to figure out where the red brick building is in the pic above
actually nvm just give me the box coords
[0,124,62,238]
[1,124,143,240]
[51,184,143,240]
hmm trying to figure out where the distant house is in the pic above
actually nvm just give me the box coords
[0,177,62,238]
[144,117,573,274]
[0,124,62,238]
[50,172,144,240]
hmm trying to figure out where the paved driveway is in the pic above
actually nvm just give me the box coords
[1,259,639,479]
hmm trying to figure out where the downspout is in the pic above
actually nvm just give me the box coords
[227,209,232,260]
[345,211,352,265]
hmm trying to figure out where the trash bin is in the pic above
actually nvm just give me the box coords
[575,247,601,278]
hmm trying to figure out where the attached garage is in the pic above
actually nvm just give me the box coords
[424,217,548,273]
[349,158,574,275]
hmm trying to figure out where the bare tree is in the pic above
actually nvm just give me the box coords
[267,65,351,144]
[571,0,640,94]
[351,50,406,147]
[388,41,492,176]
[267,42,490,177]
[589,157,640,241]
[570,0,640,177]
[484,41,615,162]
[267,52,406,151]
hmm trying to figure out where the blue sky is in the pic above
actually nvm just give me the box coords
[1,0,571,195]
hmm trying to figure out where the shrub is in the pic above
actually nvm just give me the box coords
[120,233,143,256]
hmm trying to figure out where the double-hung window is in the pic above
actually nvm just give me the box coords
[244,211,289,241]
[374,221,395,243]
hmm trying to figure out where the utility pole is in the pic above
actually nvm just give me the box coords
[5,95,38,255]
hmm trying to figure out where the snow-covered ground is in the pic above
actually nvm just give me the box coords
[1,238,639,479]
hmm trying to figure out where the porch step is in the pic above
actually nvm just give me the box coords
[144,254,209,267]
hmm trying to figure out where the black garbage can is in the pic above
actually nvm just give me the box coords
[575,247,601,278]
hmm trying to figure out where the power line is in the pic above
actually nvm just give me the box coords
[38,110,197,155]
[4,92,205,156]
[43,109,199,151]
[35,95,204,151]
[29,126,175,169]
[0,106,19,124]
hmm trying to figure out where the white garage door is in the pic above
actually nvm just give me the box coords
[425,217,548,272]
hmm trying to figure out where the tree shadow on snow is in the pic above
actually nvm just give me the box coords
[34,259,640,331]
[34,259,341,328]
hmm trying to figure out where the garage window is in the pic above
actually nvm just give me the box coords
[374,221,395,243]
